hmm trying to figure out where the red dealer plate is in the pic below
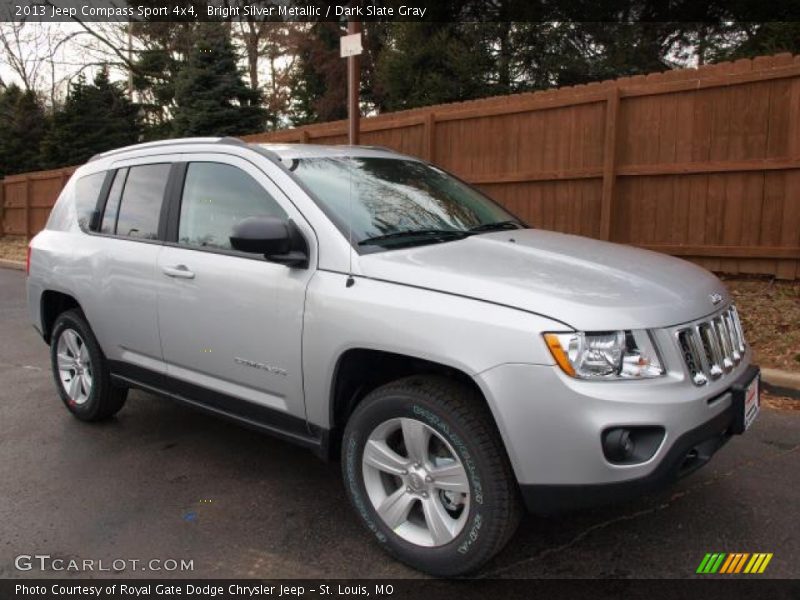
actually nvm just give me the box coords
[743,374,760,430]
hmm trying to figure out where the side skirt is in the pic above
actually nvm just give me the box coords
[108,360,328,457]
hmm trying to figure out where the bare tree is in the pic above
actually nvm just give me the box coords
[0,21,49,91]
[0,21,91,106]
[1,4,304,126]
[233,20,303,128]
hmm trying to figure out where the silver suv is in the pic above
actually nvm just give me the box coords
[27,137,760,576]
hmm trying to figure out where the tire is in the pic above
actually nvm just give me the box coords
[341,375,522,576]
[50,309,127,422]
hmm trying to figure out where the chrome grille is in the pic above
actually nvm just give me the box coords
[677,306,746,386]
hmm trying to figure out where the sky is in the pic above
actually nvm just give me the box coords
[1,19,294,110]
[0,21,126,98]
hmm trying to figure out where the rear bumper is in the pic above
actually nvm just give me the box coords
[519,365,760,514]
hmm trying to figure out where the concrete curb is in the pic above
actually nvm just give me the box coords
[761,368,800,399]
[0,259,24,271]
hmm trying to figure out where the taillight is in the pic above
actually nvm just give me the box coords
[26,244,32,276]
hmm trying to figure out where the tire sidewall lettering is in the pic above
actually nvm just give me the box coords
[410,403,485,555]
[411,404,484,504]
[345,434,387,544]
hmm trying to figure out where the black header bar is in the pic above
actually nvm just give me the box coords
[3,0,800,23]
[2,579,800,600]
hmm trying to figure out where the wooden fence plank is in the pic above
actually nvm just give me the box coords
[424,112,436,162]
[24,176,31,238]
[641,244,800,259]
[616,157,800,176]
[779,76,800,278]
[599,87,620,240]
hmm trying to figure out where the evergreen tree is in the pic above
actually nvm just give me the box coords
[40,69,140,168]
[128,21,198,140]
[377,22,493,111]
[172,22,267,137]
[288,20,389,125]
[289,22,348,125]
[0,84,47,178]
[711,22,800,61]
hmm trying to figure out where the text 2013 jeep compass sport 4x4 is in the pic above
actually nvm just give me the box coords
[27,137,760,576]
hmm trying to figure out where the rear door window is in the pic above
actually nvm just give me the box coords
[113,164,171,240]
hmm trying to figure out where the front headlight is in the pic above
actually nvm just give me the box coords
[543,330,664,380]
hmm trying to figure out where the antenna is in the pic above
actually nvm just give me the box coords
[346,156,355,288]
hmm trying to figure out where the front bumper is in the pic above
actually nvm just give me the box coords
[475,358,758,514]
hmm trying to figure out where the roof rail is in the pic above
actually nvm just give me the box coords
[247,144,285,164]
[352,145,395,152]
[218,136,246,146]
[88,136,245,162]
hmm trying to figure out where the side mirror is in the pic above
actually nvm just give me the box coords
[230,216,309,268]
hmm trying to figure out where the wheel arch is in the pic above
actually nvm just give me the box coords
[40,290,85,344]
[327,348,494,458]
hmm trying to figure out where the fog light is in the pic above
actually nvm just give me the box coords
[603,428,635,462]
[602,426,665,465]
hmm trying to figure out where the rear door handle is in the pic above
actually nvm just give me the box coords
[161,264,195,279]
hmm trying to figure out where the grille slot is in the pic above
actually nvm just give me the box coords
[678,330,707,386]
[677,306,746,386]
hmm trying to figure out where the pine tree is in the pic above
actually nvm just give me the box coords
[377,22,492,111]
[172,22,267,137]
[128,21,197,140]
[40,69,141,168]
[287,20,389,125]
[0,84,47,177]
[289,22,347,125]
[714,22,800,61]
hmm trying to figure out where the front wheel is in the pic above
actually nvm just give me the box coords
[341,376,522,576]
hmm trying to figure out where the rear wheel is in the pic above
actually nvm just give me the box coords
[50,309,127,421]
[341,375,522,576]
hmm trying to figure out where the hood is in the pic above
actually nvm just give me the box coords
[358,229,730,331]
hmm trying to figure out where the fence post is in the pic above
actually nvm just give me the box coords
[424,112,436,163]
[300,129,310,143]
[24,175,32,239]
[600,86,620,241]
[0,177,5,236]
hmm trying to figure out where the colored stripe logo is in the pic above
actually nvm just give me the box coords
[697,553,773,574]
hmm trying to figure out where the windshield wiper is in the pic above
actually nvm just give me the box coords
[358,229,471,247]
[469,220,522,233]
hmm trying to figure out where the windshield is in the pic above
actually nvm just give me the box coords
[289,157,522,249]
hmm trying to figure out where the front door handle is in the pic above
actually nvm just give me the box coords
[161,264,195,279]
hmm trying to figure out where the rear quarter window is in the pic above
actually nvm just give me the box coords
[74,172,107,232]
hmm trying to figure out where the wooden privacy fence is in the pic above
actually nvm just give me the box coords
[3,52,800,278]
[1,166,77,239]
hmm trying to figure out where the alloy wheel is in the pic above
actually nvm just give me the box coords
[56,328,93,405]
[362,417,470,547]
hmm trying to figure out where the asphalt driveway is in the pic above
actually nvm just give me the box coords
[0,268,798,579]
